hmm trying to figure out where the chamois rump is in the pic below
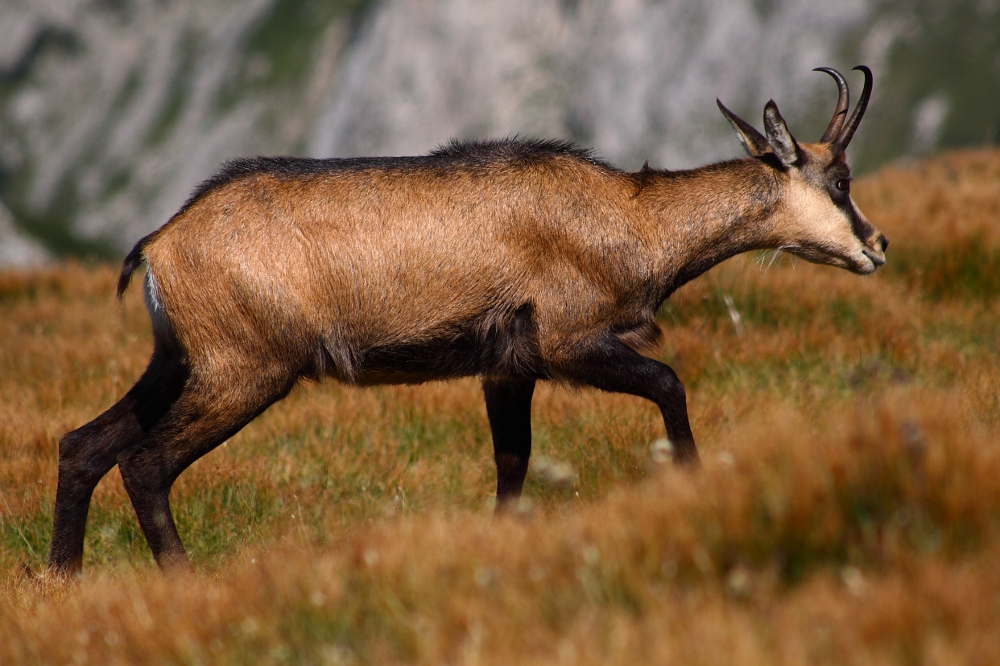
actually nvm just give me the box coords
[49,66,886,573]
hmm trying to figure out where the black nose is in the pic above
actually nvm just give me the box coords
[879,235,889,252]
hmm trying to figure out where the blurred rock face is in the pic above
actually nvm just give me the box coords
[0,0,998,263]
[0,200,50,268]
[312,0,870,168]
[0,0,354,261]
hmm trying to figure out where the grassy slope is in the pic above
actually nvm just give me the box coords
[1,149,999,664]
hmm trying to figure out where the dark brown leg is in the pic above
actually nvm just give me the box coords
[559,335,698,465]
[48,348,188,575]
[483,378,536,510]
[49,399,142,575]
[116,371,293,571]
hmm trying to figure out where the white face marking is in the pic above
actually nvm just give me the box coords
[779,175,880,274]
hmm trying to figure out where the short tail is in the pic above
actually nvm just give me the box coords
[117,234,154,300]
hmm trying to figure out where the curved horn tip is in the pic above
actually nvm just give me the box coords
[814,66,851,143]
[835,65,874,150]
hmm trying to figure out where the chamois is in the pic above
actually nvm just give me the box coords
[49,66,886,573]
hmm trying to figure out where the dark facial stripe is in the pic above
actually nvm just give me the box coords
[843,197,875,242]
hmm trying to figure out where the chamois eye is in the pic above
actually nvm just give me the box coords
[836,179,850,192]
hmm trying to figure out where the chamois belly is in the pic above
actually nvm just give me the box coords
[324,302,543,386]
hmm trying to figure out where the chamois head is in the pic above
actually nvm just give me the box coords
[717,66,888,274]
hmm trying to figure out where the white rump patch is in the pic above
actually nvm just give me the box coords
[143,268,174,341]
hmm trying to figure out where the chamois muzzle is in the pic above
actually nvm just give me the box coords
[860,232,889,271]
[863,246,886,268]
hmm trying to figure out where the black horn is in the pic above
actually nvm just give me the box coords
[834,65,873,151]
[814,67,850,143]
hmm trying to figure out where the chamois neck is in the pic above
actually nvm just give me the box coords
[635,158,782,300]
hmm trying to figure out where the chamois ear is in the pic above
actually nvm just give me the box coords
[762,100,801,167]
[717,99,770,157]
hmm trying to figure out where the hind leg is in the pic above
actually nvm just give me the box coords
[117,368,294,571]
[48,347,188,574]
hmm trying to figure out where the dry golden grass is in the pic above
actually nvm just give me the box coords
[1,148,999,664]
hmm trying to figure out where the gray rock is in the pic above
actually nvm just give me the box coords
[0,201,50,269]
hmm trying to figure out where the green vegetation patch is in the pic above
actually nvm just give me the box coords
[887,235,1000,301]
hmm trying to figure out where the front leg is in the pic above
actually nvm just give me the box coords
[559,336,698,465]
[482,378,536,510]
